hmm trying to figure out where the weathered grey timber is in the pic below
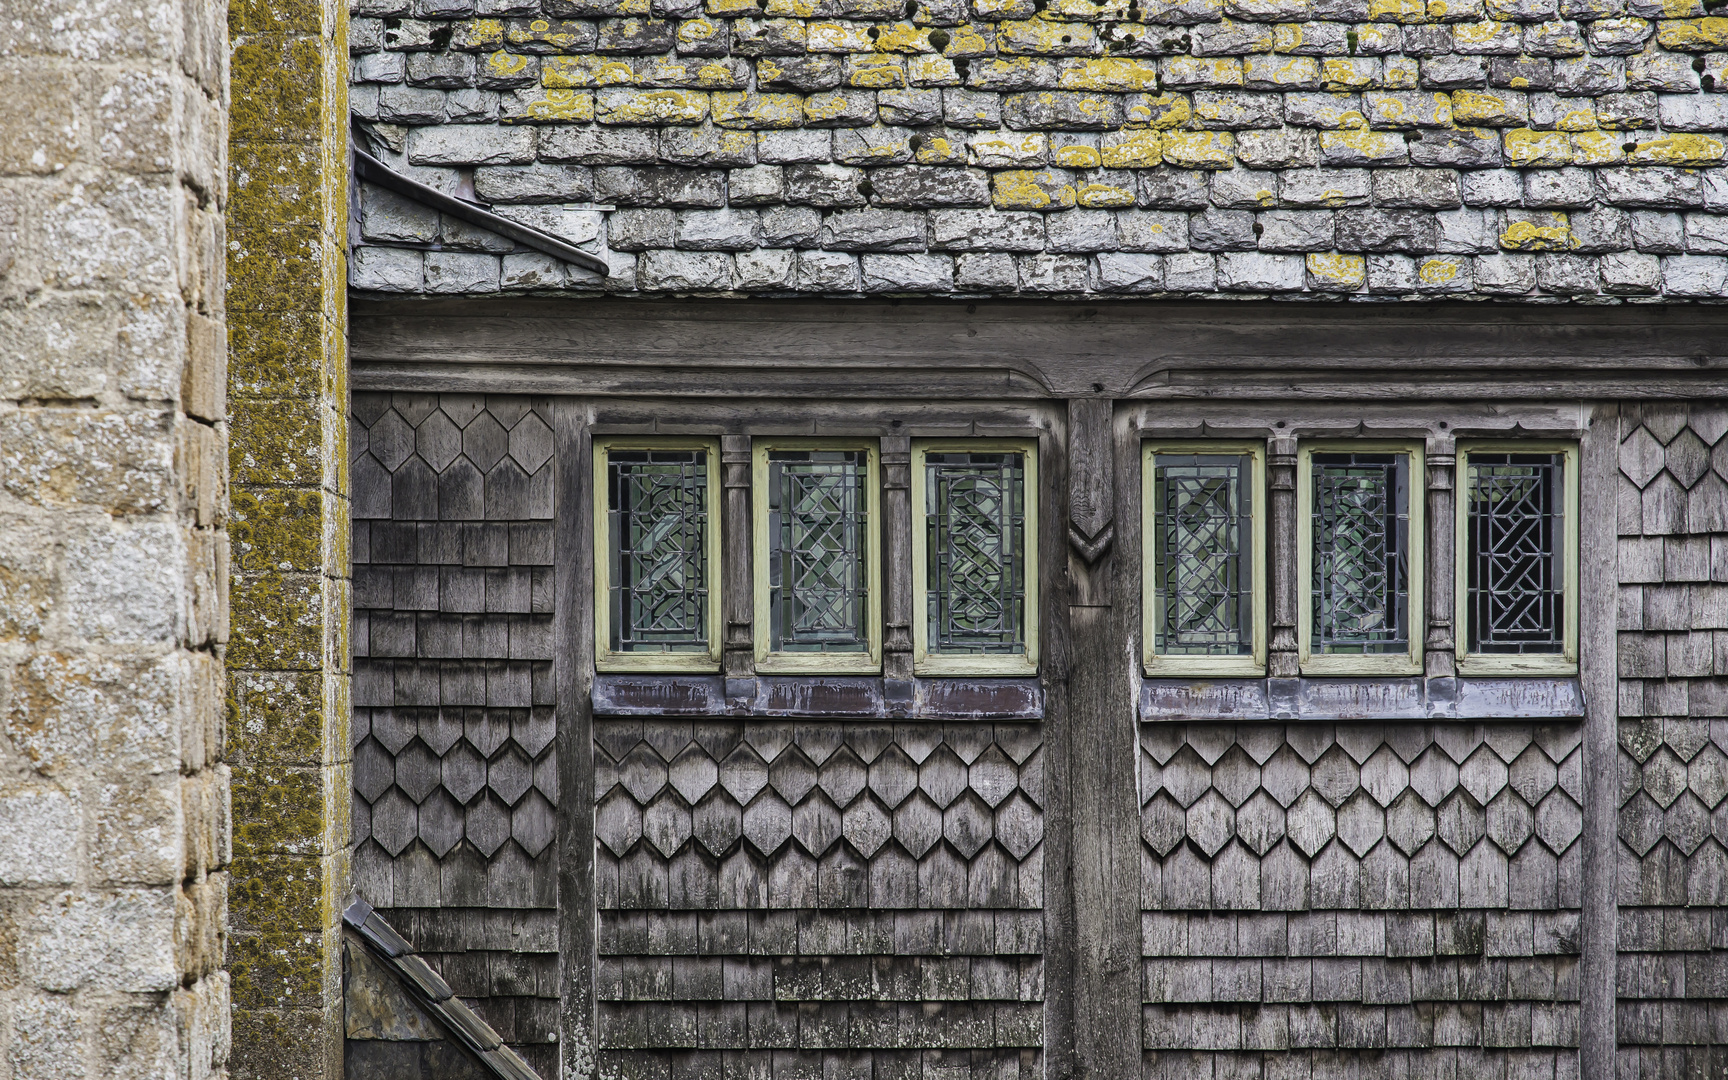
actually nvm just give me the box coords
[347,300,1728,1079]
[1611,404,1728,1078]
[350,297,1728,400]
[352,392,564,1077]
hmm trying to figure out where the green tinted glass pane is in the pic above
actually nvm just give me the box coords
[1154,454,1252,656]
[1311,452,1409,655]
[608,450,709,653]
[925,452,1026,655]
[1467,452,1564,655]
[769,450,869,653]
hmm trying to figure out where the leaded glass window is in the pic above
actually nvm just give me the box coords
[1151,453,1255,658]
[763,448,873,658]
[1464,451,1567,656]
[600,446,717,663]
[915,445,1037,672]
[1309,451,1413,657]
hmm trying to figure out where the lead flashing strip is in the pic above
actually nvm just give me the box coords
[1142,676,1587,723]
[342,898,544,1080]
[591,674,1044,720]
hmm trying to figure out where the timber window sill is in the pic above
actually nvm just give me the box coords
[1141,676,1585,723]
[593,674,1042,720]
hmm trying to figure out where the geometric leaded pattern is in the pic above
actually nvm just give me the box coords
[768,449,869,653]
[925,452,1027,654]
[607,449,710,653]
[1311,452,1410,655]
[1466,452,1564,655]
[1153,453,1252,656]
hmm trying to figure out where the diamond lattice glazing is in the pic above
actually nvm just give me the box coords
[1466,452,1564,655]
[1154,454,1253,656]
[1311,452,1410,654]
[925,452,1027,655]
[769,450,869,653]
[608,449,710,652]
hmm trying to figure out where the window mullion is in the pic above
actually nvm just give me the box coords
[881,434,914,681]
[1268,434,1301,677]
[1425,434,1457,678]
[721,434,755,681]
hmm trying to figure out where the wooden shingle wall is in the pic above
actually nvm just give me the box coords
[1613,404,1728,1079]
[592,719,1046,1078]
[349,392,563,1076]
[1138,721,1585,1077]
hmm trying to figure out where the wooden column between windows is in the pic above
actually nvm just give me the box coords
[721,435,754,691]
[1578,404,1619,1078]
[554,403,597,1077]
[1044,398,1138,1080]
[1267,434,1300,677]
[1425,434,1457,678]
[881,435,914,684]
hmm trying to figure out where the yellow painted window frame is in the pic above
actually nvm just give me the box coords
[911,439,1040,677]
[1455,440,1580,677]
[1297,440,1426,677]
[752,439,883,675]
[593,436,723,673]
[1142,440,1268,677]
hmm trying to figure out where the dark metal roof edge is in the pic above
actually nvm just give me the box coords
[343,898,545,1080]
[352,146,610,278]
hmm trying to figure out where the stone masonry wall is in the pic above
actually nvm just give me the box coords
[347,0,1728,298]
[224,0,352,1073]
[0,0,232,1078]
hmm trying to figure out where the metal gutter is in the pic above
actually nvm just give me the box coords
[353,146,610,277]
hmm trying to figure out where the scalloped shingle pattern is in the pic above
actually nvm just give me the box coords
[593,718,1045,1078]
[350,392,561,1077]
[1613,405,1728,1076]
[1139,720,1586,1075]
[350,0,1728,298]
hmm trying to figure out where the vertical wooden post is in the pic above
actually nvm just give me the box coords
[1579,403,1619,1079]
[881,435,914,689]
[1425,433,1457,678]
[721,435,755,696]
[555,402,597,1079]
[1268,434,1300,677]
[1045,399,1139,1080]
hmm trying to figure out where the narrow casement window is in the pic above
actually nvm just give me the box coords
[1298,443,1424,675]
[753,443,881,674]
[593,439,722,671]
[1457,443,1578,674]
[1143,443,1266,675]
[912,441,1038,675]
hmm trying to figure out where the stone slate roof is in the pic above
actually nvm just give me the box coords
[349,0,1728,299]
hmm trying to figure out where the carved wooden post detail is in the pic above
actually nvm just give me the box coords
[1425,433,1457,678]
[1268,434,1300,677]
[1046,397,1138,1080]
[881,434,915,686]
[1067,398,1115,607]
[721,435,754,691]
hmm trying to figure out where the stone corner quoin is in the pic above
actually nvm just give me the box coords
[346,0,1728,299]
